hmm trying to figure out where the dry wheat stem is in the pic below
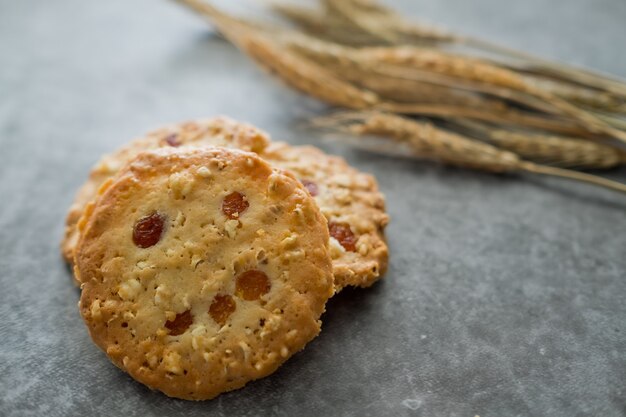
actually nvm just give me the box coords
[244,38,379,109]
[276,0,626,98]
[279,0,626,103]
[481,44,626,97]
[456,120,626,169]
[282,38,518,110]
[316,112,626,193]
[176,0,380,109]
[518,162,626,194]
[348,46,626,142]
[323,0,455,45]
[283,37,574,116]
[593,112,626,132]
[176,0,626,193]
[182,0,620,140]
[522,75,626,113]
[270,3,386,46]
[177,2,586,136]
[327,0,626,97]
[340,72,512,110]
[379,103,590,137]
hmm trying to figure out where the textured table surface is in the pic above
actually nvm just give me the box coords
[1,0,625,416]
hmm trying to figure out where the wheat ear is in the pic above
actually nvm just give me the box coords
[326,0,626,98]
[314,112,626,194]
[176,0,379,109]
[456,120,626,169]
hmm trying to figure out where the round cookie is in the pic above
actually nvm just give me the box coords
[76,147,334,400]
[261,142,389,290]
[62,117,270,264]
[63,117,389,291]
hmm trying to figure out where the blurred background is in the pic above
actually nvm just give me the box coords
[1,1,625,416]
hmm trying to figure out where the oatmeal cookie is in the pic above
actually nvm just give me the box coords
[76,147,333,400]
[63,118,389,290]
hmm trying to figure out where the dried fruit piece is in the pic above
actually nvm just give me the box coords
[235,270,271,300]
[222,192,249,219]
[165,310,193,336]
[133,212,165,248]
[164,133,181,147]
[209,294,236,326]
[300,179,319,196]
[329,221,357,252]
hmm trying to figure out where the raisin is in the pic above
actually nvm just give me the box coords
[209,294,236,326]
[235,270,270,301]
[329,222,357,252]
[164,133,181,147]
[133,212,165,248]
[222,192,249,219]
[300,179,319,196]
[165,310,193,336]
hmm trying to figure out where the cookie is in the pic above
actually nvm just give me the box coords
[63,118,389,290]
[261,142,389,290]
[76,147,334,400]
[62,117,270,264]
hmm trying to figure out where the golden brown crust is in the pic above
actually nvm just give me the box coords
[260,142,389,290]
[76,147,333,400]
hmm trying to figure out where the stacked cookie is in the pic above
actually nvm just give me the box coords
[63,117,389,400]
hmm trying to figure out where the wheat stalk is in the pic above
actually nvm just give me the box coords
[174,4,592,137]
[176,0,380,109]
[281,36,625,136]
[456,120,626,169]
[173,0,626,194]
[277,0,626,121]
[278,36,599,136]
[350,46,626,142]
[522,76,626,113]
[321,0,626,98]
[269,2,385,46]
[379,103,591,137]
[322,0,455,45]
[179,1,615,139]
[314,112,626,193]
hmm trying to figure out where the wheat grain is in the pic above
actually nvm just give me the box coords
[353,46,626,141]
[327,0,626,98]
[356,47,531,92]
[281,34,582,129]
[315,112,626,193]
[342,112,521,172]
[284,37,573,117]
[457,121,626,169]
[524,76,626,113]
[323,0,455,45]
[244,37,380,109]
[313,0,626,139]
[270,2,384,46]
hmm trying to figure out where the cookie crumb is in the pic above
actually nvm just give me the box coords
[196,166,212,178]
[163,351,183,375]
[118,279,141,301]
[90,300,102,320]
[224,219,239,239]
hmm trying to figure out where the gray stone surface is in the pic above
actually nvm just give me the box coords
[1,0,625,415]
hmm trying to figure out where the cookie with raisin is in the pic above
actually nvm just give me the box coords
[63,118,389,291]
[261,142,389,290]
[61,117,270,264]
[75,147,334,400]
